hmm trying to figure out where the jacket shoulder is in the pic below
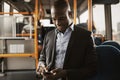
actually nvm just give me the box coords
[75,25,91,36]
[46,29,55,36]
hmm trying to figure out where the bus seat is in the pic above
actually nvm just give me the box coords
[16,23,25,34]
[95,45,120,80]
[101,40,120,50]
[94,37,102,45]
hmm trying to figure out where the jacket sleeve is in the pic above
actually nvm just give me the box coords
[38,35,47,67]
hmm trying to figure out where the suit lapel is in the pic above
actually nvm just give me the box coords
[63,26,76,68]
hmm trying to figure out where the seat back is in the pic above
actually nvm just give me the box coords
[101,40,120,50]
[96,45,120,80]
[94,37,102,45]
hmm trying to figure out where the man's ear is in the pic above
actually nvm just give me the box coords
[68,11,73,18]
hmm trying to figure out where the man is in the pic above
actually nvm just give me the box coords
[21,17,34,34]
[37,0,97,80]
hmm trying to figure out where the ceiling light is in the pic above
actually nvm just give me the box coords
[24,0,31,2]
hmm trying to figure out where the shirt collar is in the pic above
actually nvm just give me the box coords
[55,23,74,34]
[70,23,74,31]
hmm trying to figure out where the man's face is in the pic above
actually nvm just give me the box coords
[51,7,71,32]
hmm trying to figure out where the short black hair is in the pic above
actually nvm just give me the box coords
[53,0,70,11]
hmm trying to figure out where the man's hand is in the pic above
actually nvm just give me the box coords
[42,68,67,80]
[36,66,44,75]
[36,64,48,75]
[51,68,67,78]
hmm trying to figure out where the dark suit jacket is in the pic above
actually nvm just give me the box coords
[39,25,97,80]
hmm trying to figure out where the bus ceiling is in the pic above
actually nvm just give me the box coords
[93,0,119,4]
[2,0,120,17]
[78,0,119,16]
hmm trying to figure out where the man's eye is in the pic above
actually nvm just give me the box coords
[52,17,66,21]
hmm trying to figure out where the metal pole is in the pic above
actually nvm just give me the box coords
[88,0,92,31]
[34,0,39,68]
[74,0,77,24]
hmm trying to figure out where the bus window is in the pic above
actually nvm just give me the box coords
[4,2,10,16]
[80,10,88,23]
[111,2,120,44]
[93,5,105,36]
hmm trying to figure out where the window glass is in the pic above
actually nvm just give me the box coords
[111,2,120,43]
[80,10,88,23]
[93,5,105,35]
[4,2,10,16]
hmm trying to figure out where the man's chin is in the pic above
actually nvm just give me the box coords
[58,29,62,32]
[58,29,66,33]
[57,27,62,31]
[57,27,66,32]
